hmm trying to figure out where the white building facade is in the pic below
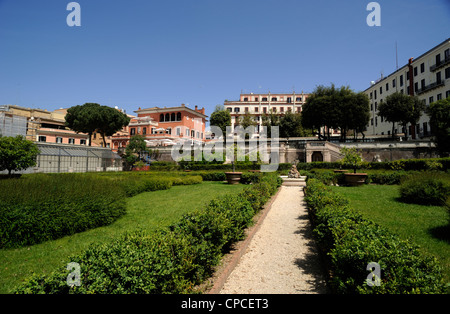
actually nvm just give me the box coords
[364,38,450,139]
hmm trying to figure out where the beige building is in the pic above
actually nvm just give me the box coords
[224,92,309,134]
[0,105,90,145]
[364,38,450,138]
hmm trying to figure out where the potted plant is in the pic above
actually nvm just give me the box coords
[225,144,242,184]
[340,147,367,186]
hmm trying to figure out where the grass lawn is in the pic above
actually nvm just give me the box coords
[0,181,246,294]
[330,184,450,284]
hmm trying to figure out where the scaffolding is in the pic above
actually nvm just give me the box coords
[0,111,27,138]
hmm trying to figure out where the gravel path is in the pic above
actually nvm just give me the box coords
[219,185,328,294]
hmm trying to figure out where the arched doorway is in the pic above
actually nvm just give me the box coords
[311,151,323,162]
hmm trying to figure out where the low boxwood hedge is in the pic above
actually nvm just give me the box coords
[13,173,282,294]
[304,178,446,294]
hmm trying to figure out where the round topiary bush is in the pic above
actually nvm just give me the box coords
[399,173,450,206]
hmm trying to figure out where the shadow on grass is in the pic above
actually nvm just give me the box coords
[428,224,450,244]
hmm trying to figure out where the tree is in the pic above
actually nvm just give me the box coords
[340,146,363,174]
[0,135,40,176]
[96,106,131,147]
[378,92,425,139]
[426,97,450,157]
[302,84,369,141]
[123,135,147,169]
[261,110,280,137]
[65,103,130,146]
[279,111,313,138]
[209,107,231,137]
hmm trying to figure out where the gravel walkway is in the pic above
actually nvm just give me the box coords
[219,185,328,294]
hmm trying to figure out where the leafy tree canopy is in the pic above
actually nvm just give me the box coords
[209,108,231,137]
[426,97,450,157]
[0,135,40,176]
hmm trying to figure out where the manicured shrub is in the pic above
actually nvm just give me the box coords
[14,173,282,294]
[399,172,450,206]
[0,174,127,249]
[304,179,446,294]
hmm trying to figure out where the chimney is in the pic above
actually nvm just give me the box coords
[195,105,198,111]
[181,104,185,107]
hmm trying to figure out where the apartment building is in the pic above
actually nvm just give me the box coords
[223,92,309,133]
[0,105,90,145]
[365,38,450,138]
[111,104,208,152]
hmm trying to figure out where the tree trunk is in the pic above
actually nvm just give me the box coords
[391,122,395,138]
[101,133,107,147]
[88,132,92,146]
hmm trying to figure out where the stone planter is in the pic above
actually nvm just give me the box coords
[344,173,367,186]
[225,172,242,184]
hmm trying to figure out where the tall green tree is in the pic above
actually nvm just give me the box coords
[0,135,40,176]
[209,107,231,137]
[65,103,130,146]
[302,84,368,141]
[378,92,425,139]
[426,97,450,157]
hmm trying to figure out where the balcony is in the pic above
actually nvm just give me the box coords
[417,80,445,95]
[430,55,450,72]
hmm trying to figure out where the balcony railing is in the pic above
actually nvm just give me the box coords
[417,80,445,95]
[430,55,450,72]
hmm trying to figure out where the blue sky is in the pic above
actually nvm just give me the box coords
[0,0,449,120]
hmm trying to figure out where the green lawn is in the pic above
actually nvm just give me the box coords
[330,184,450,284]
[0,181,246,294]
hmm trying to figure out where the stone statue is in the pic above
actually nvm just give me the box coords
[288,164,300,178]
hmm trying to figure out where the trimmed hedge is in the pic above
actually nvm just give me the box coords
[399,172,450,206]
[13,173,282,294]
[304,179,446,294]
[0,174,127,249]
[0,174,203,249]
[297,157,450,172]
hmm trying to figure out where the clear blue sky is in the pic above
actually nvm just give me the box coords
[1,0,449,120]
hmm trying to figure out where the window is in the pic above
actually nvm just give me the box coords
[421,79,425,90]
[446,90,450,98]
[176,127,180,136]
[196,131,199,138]
[68,138,75,144]
[445,49,450,59]
[392,79,396,88]
[263,107,267,113]
[400,75,404,87]
[414,66,417,76]
[380,86,382,94]
[143,127,147,135]
[244,107,249,112]
[429,96,434,104]
[296,97,302,102]
[371,103,373,111]
[227,107,232,112]
[56,137,63,144]
[406,71,409,80]
[386,83,389,91]
[130,128,136,135]
[160,114,164,122]
[370,92,373,99]
[80,139,86,145]
[280,107,284,112]
[445,67,450,79]
[374,90,377,99]
[171,113,175,121]
[436,71,442,84]
[234,107,240,113]
[177,112,182,121]
[151,128,156,134]
[423,122,428,136]
[287,97,292,103]
[191,130,195,137]
[186,128,190,136]
[244,97,248,101]
[38,136,46,142]
[254,107,258,113]
[414,82,418,92]
[255,97,258,101]
[262,97,268,101]
[165,113,170,121]
[436,54,441,66]
[420,63,425,73]
[272,107,277,113]
[437,93,442,101]
[271,97,277,101]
